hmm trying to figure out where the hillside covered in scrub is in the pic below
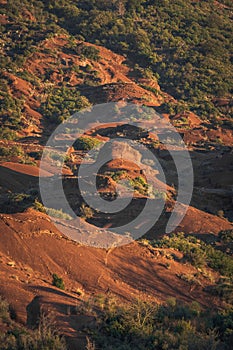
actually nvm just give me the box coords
[0,0,233,349]
[1,0,233,133]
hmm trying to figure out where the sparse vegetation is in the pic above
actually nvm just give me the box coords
[76,296,233,350]
[33,199,72,220]
[45,207,72,220]
[0,145,24,159]
[109,170,127,182]
[1,0,232,122]
[0,297,67,349]
[153,232,233,277]
[0,145,36,164]
[0,2,232,350]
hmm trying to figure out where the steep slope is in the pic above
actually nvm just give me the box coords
[0,208,229,347]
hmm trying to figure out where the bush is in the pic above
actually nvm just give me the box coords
[33,199,46,213]
[129,176,149,195]
[205,280,233,303]
[79,203,94,219]
[0,92,24,130]
[184,247,207,268]
[45,207,72,220]
[52,274,65,290]
[110,170,127,182]
[73,136,102,151]
[0,297,10,323]
[33,200,72,220]
[0,128,17,140]
[79,44,100,61]
[40,87,91,123]
[206,246,233,277]
[219,230,233,243]
[0,145,24,158]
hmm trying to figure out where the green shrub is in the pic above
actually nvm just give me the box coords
[0,128,17,140]
[33,199,46,213]
[205,280,233,303]
[40,87,90,123]
[129,176,149,195]
[0,145,36,164]
[52,274,65,290]
[0,145,24,158]
[45,207,72,220]
[212,308,233,347]
[1,0,233,122]
[219,230,233,243]
[206,246,233,277]
[110,170,127,182]
[47,151,70,164]
[0,92,24,130]
[139,84,159,96]
[184,247,207,268]
[33,200,72,220]
[73,136,102,151]
[79,203,94,219]
[0,297,10,323]
[78,44,100,61]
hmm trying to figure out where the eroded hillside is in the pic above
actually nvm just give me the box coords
[0,1,233,349]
